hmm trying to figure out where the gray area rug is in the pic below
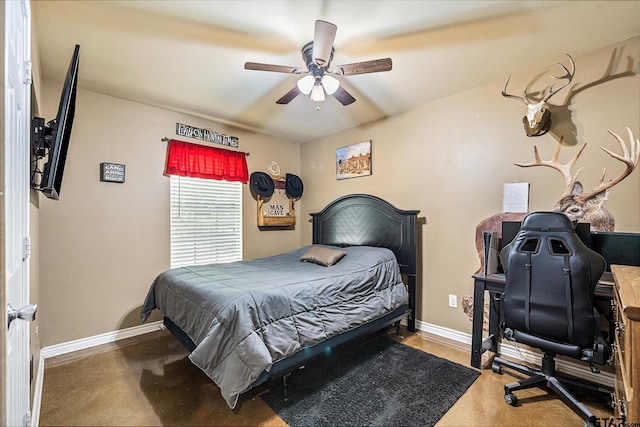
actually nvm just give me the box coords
[261,335,480,426]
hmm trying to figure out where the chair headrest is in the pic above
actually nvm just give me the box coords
[520,212,574,232]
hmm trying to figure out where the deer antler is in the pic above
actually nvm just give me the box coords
[502,54,575,104]
[501,75,528,104]
[541,54,575,103]
[514,136,587,198]
[515,128,640,201]
[576,127,640,202]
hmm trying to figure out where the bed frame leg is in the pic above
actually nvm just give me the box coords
[282,373,291,401]
[393,320,404,338]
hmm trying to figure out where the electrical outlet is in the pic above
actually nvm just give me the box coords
[448,294,457,308]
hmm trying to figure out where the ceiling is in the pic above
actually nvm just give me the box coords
[32,1,640,144]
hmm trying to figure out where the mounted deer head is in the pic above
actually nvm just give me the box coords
[514,128,639,231]
[502,54,575,137]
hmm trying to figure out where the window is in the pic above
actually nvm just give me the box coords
[170,175,242,268]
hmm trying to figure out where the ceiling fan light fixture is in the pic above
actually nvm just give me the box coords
[310,83,326,102]
[297,75,315,95]
[321,75,340,95]
[245,20,392,106]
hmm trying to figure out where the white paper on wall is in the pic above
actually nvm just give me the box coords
[503,182,529,213]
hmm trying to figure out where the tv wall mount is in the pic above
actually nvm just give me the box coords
[30,116,54,191]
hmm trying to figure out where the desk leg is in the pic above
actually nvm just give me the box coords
[471,278,485,369]
[488,291,500,354]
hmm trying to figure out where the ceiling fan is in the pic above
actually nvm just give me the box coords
[244,20,392,106]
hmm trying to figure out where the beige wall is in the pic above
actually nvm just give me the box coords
[299,37,640,334]
[37,86,300,347]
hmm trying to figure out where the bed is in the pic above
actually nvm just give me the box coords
[140,194,421,408]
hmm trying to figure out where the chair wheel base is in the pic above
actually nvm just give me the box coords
[504,392,519,406]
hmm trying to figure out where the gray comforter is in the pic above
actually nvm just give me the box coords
[140,245,408,408]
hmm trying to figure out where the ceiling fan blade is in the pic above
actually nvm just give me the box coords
[245,62,303,74]
[312,20,337,67]
[275,86,301,104]
[333,58,392,76]
[332,86,356,105]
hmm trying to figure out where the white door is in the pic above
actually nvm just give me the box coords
[5,0,33,426]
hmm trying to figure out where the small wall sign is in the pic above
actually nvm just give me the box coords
[176,122,239,148]
[100,162,125,183]
[268,203,286,216]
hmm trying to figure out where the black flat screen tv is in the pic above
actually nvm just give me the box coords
[34,44,80,200]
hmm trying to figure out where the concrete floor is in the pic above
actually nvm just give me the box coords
[39,328,613,426]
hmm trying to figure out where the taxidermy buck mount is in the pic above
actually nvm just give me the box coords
[502,54,575,137]
[515,128,639,231]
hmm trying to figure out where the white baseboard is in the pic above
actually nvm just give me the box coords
[39,321,164,359]
[418,320,473,345]
[32,321,164,427]
[415,319,614,388]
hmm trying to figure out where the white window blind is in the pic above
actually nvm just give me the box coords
[170,175,242,268]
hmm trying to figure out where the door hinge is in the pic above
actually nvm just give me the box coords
[25,410,31,427]
[24,60,32,85]
[23,236,31,260]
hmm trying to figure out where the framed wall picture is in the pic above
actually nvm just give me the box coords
[336,140,372,180]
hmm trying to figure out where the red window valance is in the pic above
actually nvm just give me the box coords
[164,139,249,183]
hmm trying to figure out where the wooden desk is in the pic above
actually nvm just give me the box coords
[611,265,640,424]
[470,272,614,369]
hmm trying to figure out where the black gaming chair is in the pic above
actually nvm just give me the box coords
[492,212,613,426]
